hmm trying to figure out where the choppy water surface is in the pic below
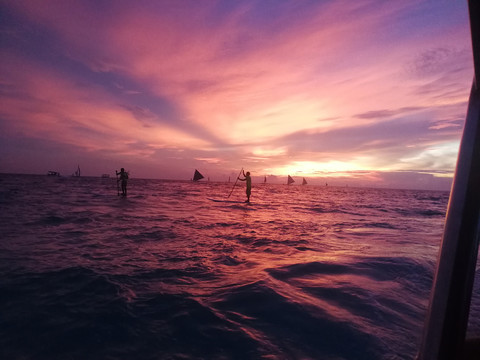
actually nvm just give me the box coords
[0,174,478,359]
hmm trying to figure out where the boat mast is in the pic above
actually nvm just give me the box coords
[417,1,480,359]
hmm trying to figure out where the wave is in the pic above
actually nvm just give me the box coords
[393,207,445,217]
[212,280,384,359]
[265,257,433,358]
[0,267,264,359]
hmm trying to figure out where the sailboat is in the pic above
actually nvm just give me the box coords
[73,165,80,177]
[302,177,307,185]
[264,176,267,184]
[192,169,204,181]
[287,175,295,185]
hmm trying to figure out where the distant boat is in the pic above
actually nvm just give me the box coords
[73,165,80,177]
[193,169,204,181]
[101,174,110,178]
[302,178,307,185]
[287,175,295,185]
[47,171,60,176]
[264,176,267,184]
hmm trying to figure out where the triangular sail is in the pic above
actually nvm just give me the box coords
[193,169,204,181]
[287,175,295,185]
[302,177,307,185]
[264,176,267,183]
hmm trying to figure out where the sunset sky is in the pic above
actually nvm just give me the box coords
[0,0,474,190]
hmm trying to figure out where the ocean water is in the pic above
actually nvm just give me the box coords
[0,173,478,360]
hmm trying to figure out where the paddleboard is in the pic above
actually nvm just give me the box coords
[207,198,250,204]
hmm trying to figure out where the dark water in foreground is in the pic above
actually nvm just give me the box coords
[0,174,479,359]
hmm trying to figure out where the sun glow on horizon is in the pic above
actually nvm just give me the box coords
[266,160,372,177]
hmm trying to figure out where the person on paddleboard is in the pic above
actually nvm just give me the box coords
[238,170,251,203]
[116,168,128,196]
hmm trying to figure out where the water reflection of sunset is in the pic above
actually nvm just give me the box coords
[1,174,451,358]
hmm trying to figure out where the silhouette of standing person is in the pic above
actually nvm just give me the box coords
[116,168,128,196]
[238,170,252,203]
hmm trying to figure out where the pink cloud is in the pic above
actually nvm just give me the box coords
[0,51,211,156]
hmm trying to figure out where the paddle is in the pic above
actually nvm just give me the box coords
[116,170,120,196]
[227,168,243,198]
